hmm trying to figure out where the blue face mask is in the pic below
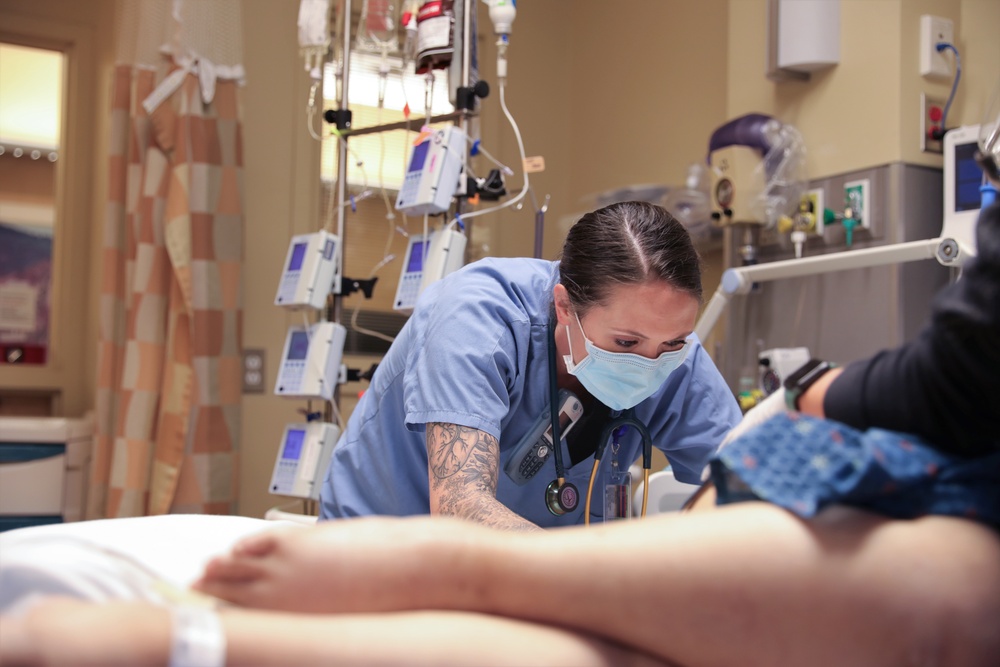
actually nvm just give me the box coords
[563,311,689,411]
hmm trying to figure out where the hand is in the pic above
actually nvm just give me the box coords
[719,389,788,449]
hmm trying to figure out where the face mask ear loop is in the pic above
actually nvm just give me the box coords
[547,320,567,483]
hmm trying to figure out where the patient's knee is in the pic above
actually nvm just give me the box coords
[916,523,1000,667]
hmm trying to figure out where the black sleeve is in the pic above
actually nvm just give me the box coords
[823,202,1000,457]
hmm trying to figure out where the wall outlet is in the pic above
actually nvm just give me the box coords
[920,93,946,154]
[844,179,871,230]
[919,15,954,79]
[243,348,266,394]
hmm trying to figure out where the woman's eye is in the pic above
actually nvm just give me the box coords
[614,338,638,348]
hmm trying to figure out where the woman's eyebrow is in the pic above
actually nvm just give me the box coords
[611,329,693,343]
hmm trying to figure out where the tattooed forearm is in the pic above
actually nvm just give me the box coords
[427,422,540,531]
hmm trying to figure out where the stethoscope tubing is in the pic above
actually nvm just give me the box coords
[548,319,653,525]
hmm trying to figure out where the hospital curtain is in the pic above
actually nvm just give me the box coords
[88,0,245,518]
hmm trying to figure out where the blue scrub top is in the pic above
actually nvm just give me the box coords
[319,257,742,527]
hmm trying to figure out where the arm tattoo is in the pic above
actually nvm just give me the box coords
[428,423,499,494]
[427,422,540,531]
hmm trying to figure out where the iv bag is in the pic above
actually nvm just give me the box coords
[357,0,399,53]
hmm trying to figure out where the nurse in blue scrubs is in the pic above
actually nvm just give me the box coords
[319,200,742,529]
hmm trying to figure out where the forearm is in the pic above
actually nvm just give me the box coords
[796,366,841,417]
[426,421,542,531]
[432,487,542,531]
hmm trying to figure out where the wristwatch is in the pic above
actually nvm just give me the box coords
[783,358,838,411]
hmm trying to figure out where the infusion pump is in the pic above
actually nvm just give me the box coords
[274,321,347,401]
[393,228,467,313]
[274,231,340,310]
[395,125,467,216]
[269,421,339,499]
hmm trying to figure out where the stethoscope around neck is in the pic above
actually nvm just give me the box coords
[544,321,653,525]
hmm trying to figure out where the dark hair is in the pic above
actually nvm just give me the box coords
[558,201,702,312]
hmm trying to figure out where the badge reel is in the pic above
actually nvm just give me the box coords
[604,426,632,522]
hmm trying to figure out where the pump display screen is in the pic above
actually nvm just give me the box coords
[406,239,426,273]
[955,142,982,212]
[288,242,307,271]
[407,140,430,173]
[282,429,305,460]
[287,331,310,360]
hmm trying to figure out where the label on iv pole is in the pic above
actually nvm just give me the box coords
[523,156,546,173]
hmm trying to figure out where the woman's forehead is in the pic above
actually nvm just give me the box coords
[588,281,698,334]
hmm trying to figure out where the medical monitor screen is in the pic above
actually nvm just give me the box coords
[288,242,307,271]
[287,331,310,361]
[282,429,305,460]
[407,140,430,174]
[406,239,426,273]
[954,142,982,212]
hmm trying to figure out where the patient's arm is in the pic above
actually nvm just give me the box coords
[196,504,1000,667]
[0,598,669,667]
[426,421,541,531]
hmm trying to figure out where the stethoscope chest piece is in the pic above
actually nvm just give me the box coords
[545,479,580,516]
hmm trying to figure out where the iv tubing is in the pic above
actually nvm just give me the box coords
[445,82,528,230]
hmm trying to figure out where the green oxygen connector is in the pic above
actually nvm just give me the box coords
[841,208,859,247]
[823,208,838,228]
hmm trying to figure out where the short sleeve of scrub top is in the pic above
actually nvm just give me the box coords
[402,258,554,437]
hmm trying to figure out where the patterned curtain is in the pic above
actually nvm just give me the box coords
[88,0,244,517]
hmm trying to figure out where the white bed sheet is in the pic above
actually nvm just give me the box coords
[0,515,294,615]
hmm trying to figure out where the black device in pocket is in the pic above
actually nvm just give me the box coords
[504,389,584,486]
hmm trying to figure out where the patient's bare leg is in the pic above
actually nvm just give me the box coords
[194,515,490,613]
[0,598,671,667]
[197,504,1000,667]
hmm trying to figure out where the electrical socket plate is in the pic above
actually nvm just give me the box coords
[243,348,266,394]
[920,15,954,79]
[844,179,871,230]
[920,93,945,154]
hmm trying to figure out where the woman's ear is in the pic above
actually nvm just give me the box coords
[552,284,572,326]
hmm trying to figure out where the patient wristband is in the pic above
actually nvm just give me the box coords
[169,605,227,667]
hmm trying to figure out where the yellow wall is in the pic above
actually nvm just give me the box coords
[1,0,997,518]
[728,0,999,178]
[479,0,730,259]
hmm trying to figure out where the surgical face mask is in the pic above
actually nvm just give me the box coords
[563,311,689,411]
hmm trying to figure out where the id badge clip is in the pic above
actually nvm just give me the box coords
[604,439,632,521]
